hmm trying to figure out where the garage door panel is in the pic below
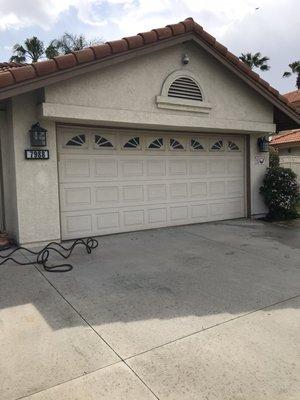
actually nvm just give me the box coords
[227,180,244,197]
[96,212,120,230]
[146,160,166,176]
[168,160,188,175]
[95,160,118,177]
[228,159,244,174]
[58,129,246,239]
[64,187,92,206]
[123,185,144,201]
[191,204,209,219]
[121,160,144,177]
[65,214,93,236]
[147,184,167,201]
[189,160,207,176]
[209,159,226,175]
[95,186,119,204]
[63,159,91,179]
[148,208,168,224]
[190,182,207,198]
[123,209,145,227]
[170,183,188,199]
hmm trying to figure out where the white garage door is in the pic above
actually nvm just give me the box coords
[58,127,246,240]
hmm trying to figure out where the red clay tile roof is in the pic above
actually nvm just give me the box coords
[270,130,300,145]
[284,89,300,104]
[0,62,28,73]
[0,16,298,119]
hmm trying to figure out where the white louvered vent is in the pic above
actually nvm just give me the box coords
[168,77,203,101]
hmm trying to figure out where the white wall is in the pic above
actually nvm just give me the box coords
[10,92,60,245]
[0,105,19,238]
[278,147,300,184]
[44,43,275,134]
[249,134,269,216]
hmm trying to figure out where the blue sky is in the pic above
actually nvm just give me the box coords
[0,0,299,93]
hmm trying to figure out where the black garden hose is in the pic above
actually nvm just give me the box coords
[0,237,98,272]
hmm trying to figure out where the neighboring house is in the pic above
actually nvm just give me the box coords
[0,18,299,246]
[270,130,300,184]
[284,89,300,113]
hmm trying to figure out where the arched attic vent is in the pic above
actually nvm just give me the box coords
[168,76,203,101]
[156,70,211,113]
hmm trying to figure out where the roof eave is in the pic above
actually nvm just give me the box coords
[0,34,191,101]
[0,32,299,127]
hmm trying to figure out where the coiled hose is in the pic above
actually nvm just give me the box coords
[0,237,98,272]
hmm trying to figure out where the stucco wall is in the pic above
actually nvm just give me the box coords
[2,42,275,244]
[44,43,275,134]
[10,92,60,245]
[0,105,18,236]
[278,146,300,156]
[277,147,300,184]
[249,134,269,216]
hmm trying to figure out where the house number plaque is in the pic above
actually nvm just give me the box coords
[25,149,49,160]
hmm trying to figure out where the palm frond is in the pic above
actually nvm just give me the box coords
[283,71,292,78]
[260,64,270,71]
[9,54,26,63]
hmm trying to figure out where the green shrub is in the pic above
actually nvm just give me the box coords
[260,164,299,219]
[269,146,280,168]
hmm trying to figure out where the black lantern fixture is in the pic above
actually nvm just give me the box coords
[29,122,47,147]
[257,136,269,152]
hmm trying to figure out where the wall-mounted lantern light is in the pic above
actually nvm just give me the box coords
[29,122,47,147]
[257,136,269,152]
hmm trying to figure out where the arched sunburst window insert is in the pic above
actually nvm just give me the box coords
[191,139,205,151]
[124,137,140,149]
[170,138,184,150]
[148,138,164,149]
[228,141,240,151]
[66,134,86,147]
[95,135,114,148]
[211,140,224,151]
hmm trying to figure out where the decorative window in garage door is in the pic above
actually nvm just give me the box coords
[191,139,204,150]
[66,134,86,146]
[148,138,164,149]
[211,140,224,151]
[95,135,114,148]
[124,137,140,149]
[170,138,184,150]
[228,140,240,151]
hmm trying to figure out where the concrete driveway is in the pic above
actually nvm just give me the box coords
[1,219,300,400]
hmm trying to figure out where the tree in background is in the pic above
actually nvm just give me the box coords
[239,52,270,71]
[10,33,102,63]
[46,33,102,57]
[283,61,300,89]
[10,36,44,63]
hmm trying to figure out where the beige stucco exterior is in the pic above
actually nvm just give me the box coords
[276,145,300,184]
[0,42,274,245]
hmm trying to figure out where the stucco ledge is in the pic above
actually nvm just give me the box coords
[39,102,276,134]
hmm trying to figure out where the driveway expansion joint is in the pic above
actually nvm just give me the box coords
[20,253,161,400]
[124,292,300,362]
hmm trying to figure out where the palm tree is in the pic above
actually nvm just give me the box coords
[46,33,102,57]
[10,36,45,63]
[239,52,270,71]
[283,61,300,89]
[44,43,60,59]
